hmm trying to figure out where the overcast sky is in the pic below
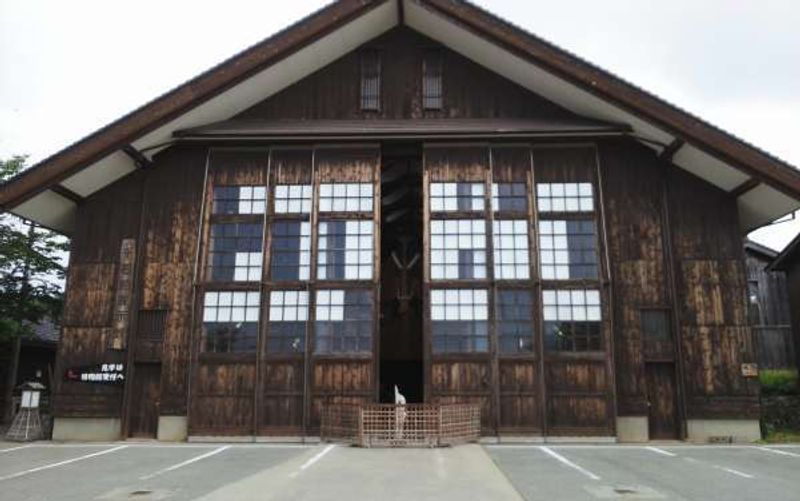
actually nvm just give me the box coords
[1,0,798,250]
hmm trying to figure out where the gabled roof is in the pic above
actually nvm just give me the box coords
[2,0,799,235]
[768,232,800,271]
[744,239,779,261]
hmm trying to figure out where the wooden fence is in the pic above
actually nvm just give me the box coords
[754,326,796,370]
[321,403,481,448]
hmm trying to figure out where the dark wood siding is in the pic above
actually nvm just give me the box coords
[667,166,760,420]
[237,28,575,122]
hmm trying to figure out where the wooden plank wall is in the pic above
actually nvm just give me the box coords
[667,166,760,420]
[236,27,575,122]
[55,170,144,418]
[600,140,672,417]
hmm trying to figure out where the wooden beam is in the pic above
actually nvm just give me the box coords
[122,145,153,170]
[729,177,760,198]
[658,138,685,162]
[50,184,84,205]
[397,0,405,24]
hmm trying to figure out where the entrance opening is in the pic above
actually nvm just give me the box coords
[379,143,424,403]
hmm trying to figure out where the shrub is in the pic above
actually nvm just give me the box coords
[760,369,799,396]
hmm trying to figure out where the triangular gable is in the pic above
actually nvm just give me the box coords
[2,0,799,235]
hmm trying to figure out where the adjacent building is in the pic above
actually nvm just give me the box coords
[2,0,800,443]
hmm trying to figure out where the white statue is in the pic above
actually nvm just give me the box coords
[394,385,407,440]
[394,384,406,405]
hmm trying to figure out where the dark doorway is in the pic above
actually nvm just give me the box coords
[128,363,161,438]
[646,362,679,439]
[379,144,424,403]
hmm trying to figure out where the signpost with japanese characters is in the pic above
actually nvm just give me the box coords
[64,363,126,385]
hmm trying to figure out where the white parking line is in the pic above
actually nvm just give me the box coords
[713,465,755,479]
[300,444,336,470]
[645,446,677,457]
[0,445,127,482]
[139,445,231,480]
[0,444,33,454]
[755,446,800,458]
[539,446,601,481]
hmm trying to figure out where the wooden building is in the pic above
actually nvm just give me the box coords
[744,241,795,370]
[2,0,800,443]
[769,233,800,372]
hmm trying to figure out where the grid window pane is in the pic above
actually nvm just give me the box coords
[361,50,381,111]
[267,290,308,353]
[212,186,267,215]
[423,50,443,110]
[492,220,530,280]
[536,182,593,213]
[430,219,486,280]
[270,221,311,281]
[274,184,312,214]
[315,289,373,353]
[319,183,373,213]
[430,182,484,212]
[539,219,598,280]
[318,221,373,280]
[207,223,263,282]
[202,291,260,352]
[496,290,534,353]
[542,289,602,352]
[492,183,528,212]
[431,289,489,353]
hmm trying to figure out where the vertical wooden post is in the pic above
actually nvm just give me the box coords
[527,146,547,437]
[253,148,271,438]
[660,162,689,440]
[184,148,212,439]
[594,144,618,437]
[121,171,149,439]
[485,146,500,437]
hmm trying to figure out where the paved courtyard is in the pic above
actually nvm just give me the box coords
[1,441,799,500]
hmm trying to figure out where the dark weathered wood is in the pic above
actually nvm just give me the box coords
[128,363,161,438]
[645,362,678,439]
[238,28,575,123]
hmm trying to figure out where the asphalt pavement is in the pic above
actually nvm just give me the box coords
[1,440,799,500]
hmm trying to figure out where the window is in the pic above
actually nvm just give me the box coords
[492,183,528,212]
[422,50,443,110]
[274,184,312,214]
[496,290,534,353]
[431,289,488,353]
[360,50,381,111]
[430,182,484,212]
[212,186,266,215]
[315,289,373,353]
[539,220,598,280]
[318,221,373,280]
[537,182,593,213]
[207,223,263,282]
[270,221,311,281]
[641,309,670,341]
[430,219,486,280]
[543,289,602,351]
[202,291,260,352]
[319,183,373,212]
[747,280,762,325]
[492,220,529,280]
[268,291,308,353]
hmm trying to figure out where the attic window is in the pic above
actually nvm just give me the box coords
[423,50,443,110]
[360,50,381,111]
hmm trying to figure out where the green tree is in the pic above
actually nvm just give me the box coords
[0,155,69,341]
